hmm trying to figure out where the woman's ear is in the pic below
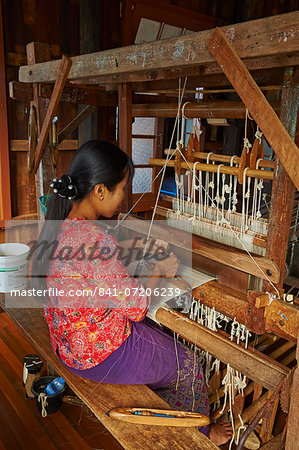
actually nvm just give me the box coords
[94,183,108,200]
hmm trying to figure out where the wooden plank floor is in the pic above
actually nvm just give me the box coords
[0,311,123,450]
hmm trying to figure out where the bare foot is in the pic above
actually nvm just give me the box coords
[209,421,233,446]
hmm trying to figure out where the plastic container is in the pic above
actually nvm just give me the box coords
[31,376,67,417]
[45,377,66,395]
[0,243,30,293]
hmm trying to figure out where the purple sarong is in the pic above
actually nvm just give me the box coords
[56,319,210,436]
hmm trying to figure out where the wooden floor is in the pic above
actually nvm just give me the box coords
[0,311,123,450]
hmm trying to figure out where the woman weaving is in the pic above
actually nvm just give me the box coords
[31,140,231,445]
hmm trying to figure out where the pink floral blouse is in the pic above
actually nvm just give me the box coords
[45,217,150,369]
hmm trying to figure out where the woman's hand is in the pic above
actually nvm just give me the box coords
[118,237,169,255]
[144,238,169,256]
[155,253,179,278]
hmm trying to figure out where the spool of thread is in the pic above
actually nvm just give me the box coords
[23,355,43,399]
[25,372,42,399]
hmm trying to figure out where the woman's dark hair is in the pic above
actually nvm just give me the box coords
[31,140,134,297]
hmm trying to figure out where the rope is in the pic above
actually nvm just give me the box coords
[181,101,191,120]
[252,158,264,222]
[192,162,202,220]
[243,109,252,151]
[215,164,224,225]
[38,393,48,417]
[255,126,263,142]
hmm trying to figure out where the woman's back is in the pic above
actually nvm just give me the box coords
[45,217,149,369]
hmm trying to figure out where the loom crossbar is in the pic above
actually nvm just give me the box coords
[156,307,289,392]
[149,158,274,180]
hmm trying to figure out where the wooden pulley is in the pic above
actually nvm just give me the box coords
[174,144,186,176]
[186,133,200,162]
[50,117,59,167]
[238,146,250,183]
[249,137,264,169]
[28,104,37,173]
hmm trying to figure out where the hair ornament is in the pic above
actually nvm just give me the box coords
[50,174,77,200]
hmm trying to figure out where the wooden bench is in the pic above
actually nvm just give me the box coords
[0,293,217,449]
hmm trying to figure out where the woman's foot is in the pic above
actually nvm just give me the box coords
[209,421,233,446]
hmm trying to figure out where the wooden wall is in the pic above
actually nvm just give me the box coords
[155,0,299,24]
[2,0,120,222]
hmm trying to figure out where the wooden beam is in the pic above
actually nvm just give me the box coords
[10,139,78,152]
[206,27,299,191]
[201,53,299,77]
[264,297,299,342]
[27,42,51,66]
[9,80,189,106]
[149,158,274,180]
[47,53,299,87]
[265,69,298,286]
[58,105,97,144]
[164,149,275,169]
[0,0,11,226]
[9,80,116,105]
[155,307,289,392]
[130,67,292,94]
[193,281,248,323]
[132,101,280,118]
[19,12,299,84]
[33,55,72,174]
[193,281,299,341]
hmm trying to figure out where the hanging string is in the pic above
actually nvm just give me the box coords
[228,155,237,217]
[115,78,188,230]
[252,158,264,222]
[215,164,224,225]
[141,77,188,261]
[192,161,202,221]
[243,109,252,152]
[255,126,263,142]
[235,414,247,446]
[174,144,281,298]
[116,86,279,298]
[204,152,215,212]
[181,101,191,121]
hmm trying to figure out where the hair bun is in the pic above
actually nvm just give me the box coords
[50,174,78,200]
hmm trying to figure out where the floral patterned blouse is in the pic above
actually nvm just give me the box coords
[45,217,150,369]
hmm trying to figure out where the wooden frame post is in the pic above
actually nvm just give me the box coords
[33,55,72,174]
[118,83,132,211]
[26,42,54,220]
[0,0,12,227]
[265,68,298,286]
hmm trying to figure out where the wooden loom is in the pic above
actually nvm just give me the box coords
[15,11,299,449]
